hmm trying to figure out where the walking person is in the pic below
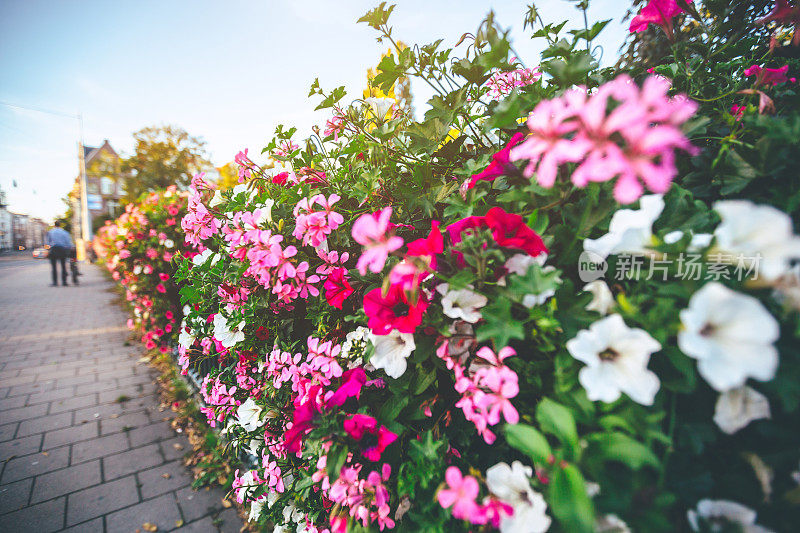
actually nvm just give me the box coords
[46,221,73,286]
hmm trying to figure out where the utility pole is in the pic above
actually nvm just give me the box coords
[77,113,92,261]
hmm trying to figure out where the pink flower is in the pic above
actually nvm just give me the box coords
[447,208,548,259]
[630,0,692,39]
[343,414,399,461]
[159,272,170,281]
[156,283,166,293]
[468,133,526,189]
[324,113,346,140]
[363,285,428,335]
[324,267,353,309]
[327,368,368,407]
[731,104,746,120]
[352,208,404,275]
[437,467,484,523]
[485,64,541,100]
[510,75,697,203]
[744,64,793,86]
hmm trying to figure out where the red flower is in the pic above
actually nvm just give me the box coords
[406,220,444,270]
[324,267,354,309]
[468,132,526,189]
[159,272,170,281]
[363,285,428,335]
[447,207,548,259]
[271,171,289,185]
[485,207,548,257]
[342,414,398,462]
[327,368,368,408]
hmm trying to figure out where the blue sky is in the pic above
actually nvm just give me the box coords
[0,0,630,221]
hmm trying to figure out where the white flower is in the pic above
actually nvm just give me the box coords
[236,398,265,432]
[193,248,221,266]
[178,324,195,350]
[133,265,142,275]
[713,386,771,435]
[687,499,773,533]
[663,230,713,250]
[486,461,534,503]
[713,200,800,281]
[209,189,224,207]
[365,97,395,121]
[249,498,265,522]
[234,470,260,503]
[504,253,546,275]
[566,314,661,405]
[254,199,275,225]
[584,280,615,315]
[369,329,416,378]
[595,514,631,533]
[678,282,779,392]
[584,194,664,259]
[213,313,245,348]
[164,238,174,249]
[282,501,305,523]
[438,284,488,323]
[486,461,551,533]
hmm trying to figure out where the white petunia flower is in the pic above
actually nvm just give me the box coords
[365,97,395,122]
[213,313,245,348]
[584,280,615,315]
[164,238,174,249]
[503,254,557,308]
[713,386,771,435]
[178,323,195,350]
[566,314,661,405]
[687,499,774,533]
[254,199,275,225]
[486,461,551,533]
[584,194,664,259]
[236,398,265,432]
[713,200,800,281]
[438,284,488,323]
[595,514,631,533]
[663,230,713,250]
[249,498,265,522]
[678,282,779,392]
[369,329,416,378]
[209,189,224,207]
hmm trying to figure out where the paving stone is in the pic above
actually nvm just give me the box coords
[215,507,243,533]
[0,477,33,514]
[0,402,49,424]
[61,518,103,533]
[138,461,193,499]
[72,397,151,423]
[16,410,72,437]
[0,421,18,442]
[175,486,225,523]
[98,382,157,403]
[0,394,27,410]
[24,387,76,406]
[0,433,43,465]
[106,492,182,533]
[175,516,217,532]
[100,410,150,435]
[159,435,190,462]
[70,431,130,464]
[103,443,162,480]
[65,475,139,526]
[42,421,98,449]
[129,420,176,447]
[0,496,65,533]
[47,393,98,414]
[31,459,102,503]
[1,446,70,483]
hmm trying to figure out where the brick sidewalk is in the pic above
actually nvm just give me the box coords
[0,258,243,533]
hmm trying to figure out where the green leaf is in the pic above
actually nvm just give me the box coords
[356,2,395,30]
[476,298,525,347]
[412,367,437,395]
[505,423,552,464]
[720,149,758,195]
[549,464,594,533]
[588,432,660,470]
[379,395,409,423]
[536,398,579,459]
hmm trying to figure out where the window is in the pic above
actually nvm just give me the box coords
[101,177,114,195]
[87,181,99,194]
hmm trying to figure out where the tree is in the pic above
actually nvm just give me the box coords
[122,125,210,201]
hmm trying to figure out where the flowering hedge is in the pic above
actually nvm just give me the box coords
[95,186,188,353]
[104,2,800,532]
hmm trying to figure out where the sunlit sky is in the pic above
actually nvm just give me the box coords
[0,0,630,221]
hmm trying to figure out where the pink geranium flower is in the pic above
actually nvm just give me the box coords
[437,467,484,523]
[352,208,404,275]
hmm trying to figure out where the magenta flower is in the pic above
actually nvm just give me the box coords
[352,208,404,275]
[437,467,484,523]
[343,414,398,461]
[468,132,526,189]
[744,64,794,86]
[629,0,692,39]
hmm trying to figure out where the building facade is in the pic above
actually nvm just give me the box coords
[70,140,125,240]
